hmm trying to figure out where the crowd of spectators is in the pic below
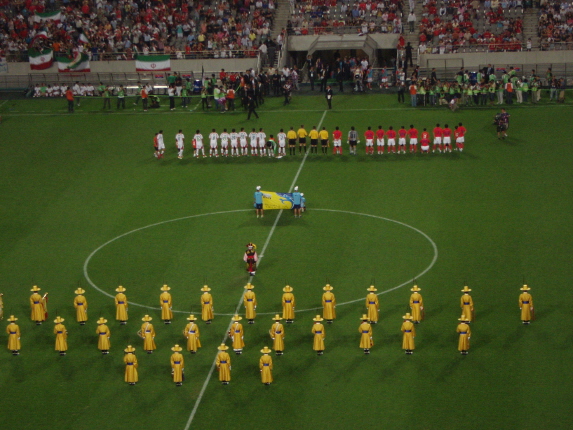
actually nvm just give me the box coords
[538,0,573,49]
[0,0,277,62]
[417,0,524,54]
[287,0,404,35]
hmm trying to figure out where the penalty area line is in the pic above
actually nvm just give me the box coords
[183,109,328,430]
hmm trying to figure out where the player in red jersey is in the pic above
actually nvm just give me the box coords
[386,126,397,153]
[420,128,430,153]
[442,124,453,153]
[455,122,466,152]
[432,123,443,153]
[364,126,375,155]
[332,127,343,154]
[376,126,385,154]
[407,125,418,153]
[398,126,408,154]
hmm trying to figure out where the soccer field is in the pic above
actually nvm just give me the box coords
[1,93,572,430]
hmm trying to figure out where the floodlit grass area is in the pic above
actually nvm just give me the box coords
[0,93,572,430]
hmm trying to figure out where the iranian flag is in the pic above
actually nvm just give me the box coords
[135,54,171,71]
[29,48,54,70]
[57,52,90,72]
[79,33,90,44]
[34,11,62,22]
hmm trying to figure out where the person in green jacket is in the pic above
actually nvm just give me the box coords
[117,85,126,109]
[103,86,111,109]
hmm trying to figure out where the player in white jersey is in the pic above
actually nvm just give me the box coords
[52,85,60,97]
[46,85,54,97]
[193,130,205,157]
[257,128,266,153]
[249,128,258,155]
[208,129,219,157]
[79,84,87,97]
[86,83,94,96]
[220,128,230,156]
[175,129,185,159]
[72,82,81,106]
[230,128,239,156]
[239,127,248,156]
[277,129,287,157]
[59,84,67,97]
[156,130,165,159]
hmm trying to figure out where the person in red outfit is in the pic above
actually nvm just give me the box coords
[407,125,418,153]
[364,127,375,155]
[386,126,397,154]
[442,124,453,153]
[376,126,385,154]
[455,122,466,152]
[432,124,443,153]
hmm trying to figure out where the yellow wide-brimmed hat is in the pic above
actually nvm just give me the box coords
[54,316,65,323]
[520,285,531,291]
[367,285,377,292]
[323,284,333,291]
[260,346,272,354]
[141,315,153,322]
[272,314,282,321]
[244,283,255,290]
[171,344,183,352]
[283,285,293,292]
[231,314,243,321]
[7,315,18,322]
[201,285,211,292]
[186,314,198,321]
[360,314,369,320]
[313,315,324,322]
[402,313,413,320]
[30,285,41,292]
[461,286,472,292]
[217,343,229,351]
[160,285,171,291]
[458,314,469,321]
[74,288,86,295]
[115,285,126,292]
[124,345,136,353]
[96,317,107,324]
[411,285,422,292]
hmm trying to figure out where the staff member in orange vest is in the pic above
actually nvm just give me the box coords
[66,87,74,113]
[141,85,148,112]
[226,87,235,111]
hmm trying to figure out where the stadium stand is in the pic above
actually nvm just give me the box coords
[538,0,573,50]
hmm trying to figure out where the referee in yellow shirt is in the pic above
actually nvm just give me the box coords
[297,125,308,154]
[319,127,329,154]
[309,126,319,154]
[287,127,297,156]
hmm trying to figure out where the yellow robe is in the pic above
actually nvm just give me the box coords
[409,292,424,322]
[365,293,379,322]
[519,292,534,321]
[259,354,273,383]
[201,293,214,321]
[171,352,184,383]
[244,290,257,320]
[312,322,325,351]
[460,294,474,322]
[74,295,88,322]
[269,322,285,352]
[322,292,336,320]
[160,291,173,320]
[54,323,68,351]
[457,322,471,351]
[115,292,128,321]
[216,351,231,382]
[124,353,138,383]
[183,322,201,352]
[6,322,20,351]
[141,322,156,351]
[230,322,244,350]
[282,292,295,320]
[401,320,415,350]
[96,324,111,351]
[359,322,373,348]
[30,292,45,322]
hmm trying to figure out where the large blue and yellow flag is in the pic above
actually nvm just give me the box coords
[260,191,293,210]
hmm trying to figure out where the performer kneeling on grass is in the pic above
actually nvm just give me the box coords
[244,243,258,275]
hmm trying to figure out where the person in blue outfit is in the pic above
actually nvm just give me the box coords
[292,186,302,218]
[254,186,264,218]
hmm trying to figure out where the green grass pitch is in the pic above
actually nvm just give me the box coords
[0,93,572,430]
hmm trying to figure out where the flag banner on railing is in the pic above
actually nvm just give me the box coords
[57,53,90,72]
[259,191,294,210]
[135,55,171,71]
[34,11,61,22]
[29,49,54,70]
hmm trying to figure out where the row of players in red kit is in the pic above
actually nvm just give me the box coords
[338,123,467,155]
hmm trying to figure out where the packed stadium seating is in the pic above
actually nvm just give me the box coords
[538,0,573,50]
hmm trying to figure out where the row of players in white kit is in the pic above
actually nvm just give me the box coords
[170,128,285,159]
